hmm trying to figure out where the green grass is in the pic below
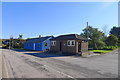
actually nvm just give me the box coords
[89,50,113,53]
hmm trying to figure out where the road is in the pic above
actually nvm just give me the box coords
[1,48,119,78]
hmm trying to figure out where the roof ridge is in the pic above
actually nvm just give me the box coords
[75,34,78,39]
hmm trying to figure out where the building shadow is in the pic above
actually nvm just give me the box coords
[24,52,75,58]
[9,48,78,58]
[12,49,35,52]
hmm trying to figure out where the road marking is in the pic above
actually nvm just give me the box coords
[44,65,77,80]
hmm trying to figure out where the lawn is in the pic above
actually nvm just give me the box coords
[89,50,113,53]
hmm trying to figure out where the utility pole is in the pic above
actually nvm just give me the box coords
[9,35,13,49]
[86,22,89,39]
[9,37,11,49]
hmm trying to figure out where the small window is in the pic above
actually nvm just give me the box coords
[71,41,75,45]
[51,41,56,46]
[67,40,75,46]
[67,41,70,45]
[44,43,48,46]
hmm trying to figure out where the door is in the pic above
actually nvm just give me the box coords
[60,42,62,51]
[78,42,81,52]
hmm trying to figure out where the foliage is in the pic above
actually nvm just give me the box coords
[81,26,120,50]
[105,34,118,46]
[110,26,120,39]
[0,39,2,46]
[110,26,120,47]
[81,26,105,49]
[117,36,120,47]
[18,34,22,39]
[1,34,26,49]
[100,46,118,50]
[89,49,113,53]
[10,39,26,48]
[2,38,26,49]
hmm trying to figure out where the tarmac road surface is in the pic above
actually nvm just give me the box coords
[1,48,118,79]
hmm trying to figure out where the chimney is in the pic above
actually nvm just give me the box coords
[39,35,41,38]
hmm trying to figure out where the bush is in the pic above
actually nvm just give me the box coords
[101,46,118,50]
[105,34,118,46]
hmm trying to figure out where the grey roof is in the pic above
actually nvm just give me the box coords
[25,36,53,43]
[51,34,88,41]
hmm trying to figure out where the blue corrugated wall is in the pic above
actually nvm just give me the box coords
[23,37,53,51]
[24,42,34,50]
[35,43,42,51]
[24,42,42,51]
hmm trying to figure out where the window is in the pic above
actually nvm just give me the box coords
[51,41,56,46]
[71,41,75,45]
[67,40,75,46]
[44,43,48,46]
[67,41,70,46]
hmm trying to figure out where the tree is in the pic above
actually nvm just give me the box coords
[105,34,118,46]
[110,26,120,39]
[18,34,22,39]
[118,36,120,47]
[81,26,105,49]
[110,26,120,47]
[102,25,109,36]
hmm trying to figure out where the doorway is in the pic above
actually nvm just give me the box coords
[78,42,81,52]
[60,42,62,51]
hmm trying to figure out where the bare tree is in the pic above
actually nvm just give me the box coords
[102,25,109,36]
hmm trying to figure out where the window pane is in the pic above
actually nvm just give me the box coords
[54,41,56,45]
[51,42,53,45]
[51,41,56,46]
[67,41,70,45]
[72,41,75,45]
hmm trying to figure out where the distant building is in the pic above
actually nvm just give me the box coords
[24,36,54,51]
[50,34,88,54]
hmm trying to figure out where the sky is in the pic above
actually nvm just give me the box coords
[2,2,118,39]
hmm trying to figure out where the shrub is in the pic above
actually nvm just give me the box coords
[101,46,118,50]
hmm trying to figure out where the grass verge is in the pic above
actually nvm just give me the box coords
[89,50,113,54]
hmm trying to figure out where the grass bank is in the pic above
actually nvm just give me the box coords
[89,49,114,54]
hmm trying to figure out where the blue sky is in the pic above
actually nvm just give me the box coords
[2,2,118,39]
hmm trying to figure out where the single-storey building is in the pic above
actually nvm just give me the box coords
[50,34,88,54]
[24,36,54,51]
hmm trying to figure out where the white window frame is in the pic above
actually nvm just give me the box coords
[67,40,75,46]
[51,41,56,46]
[67,41,71,46]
